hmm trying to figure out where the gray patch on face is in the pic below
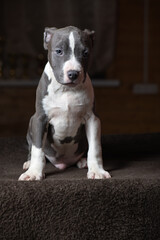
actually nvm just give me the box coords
[47,28,71,85]
[73,30,93,78]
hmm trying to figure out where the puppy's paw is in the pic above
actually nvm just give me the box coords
[18,169,44,181]
[87,169,111,179]
[23,160,31,170]
[77,158,88,169]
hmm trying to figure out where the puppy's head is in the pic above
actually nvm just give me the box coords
[44,26,94,86]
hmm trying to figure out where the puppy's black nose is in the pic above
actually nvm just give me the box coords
[67,70,79,81]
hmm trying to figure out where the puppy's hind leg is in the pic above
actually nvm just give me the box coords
[23,160,31,170]
[22,125,32,170]
[77,158,87,169]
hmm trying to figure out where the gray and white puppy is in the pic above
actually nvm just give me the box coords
[19,26,111,180]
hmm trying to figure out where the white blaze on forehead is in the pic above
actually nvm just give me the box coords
[69,32,75,54]
[62,31,84,84]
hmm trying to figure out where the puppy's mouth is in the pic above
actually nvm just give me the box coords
[62,81,78,87]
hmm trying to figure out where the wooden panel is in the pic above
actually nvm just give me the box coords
[94,88,160,135]
[0,88,35,136]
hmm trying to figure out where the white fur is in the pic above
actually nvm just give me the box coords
[42,62,94,166]
[43,62,93,126]
[23,160,31,170]
[63,32,83,84]
[77,158,87,169]
[44,61,56,82]
[42,62,111,179]
[43,61,111,179]
[85,114,111,179]
[19,145,45,181]
[69,32,75,53]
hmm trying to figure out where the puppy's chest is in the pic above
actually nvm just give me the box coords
[43,90,91,124]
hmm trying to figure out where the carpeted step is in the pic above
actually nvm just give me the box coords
[0,134,160,240]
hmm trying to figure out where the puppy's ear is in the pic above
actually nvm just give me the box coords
[83,29,95,46]
[43,27,57,50]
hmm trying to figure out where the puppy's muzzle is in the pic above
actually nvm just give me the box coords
[67,70,79,82]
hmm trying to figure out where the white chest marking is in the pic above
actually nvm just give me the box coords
[43,62,94,140]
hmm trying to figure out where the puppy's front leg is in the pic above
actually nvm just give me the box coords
[86,113,111,179]
[19,114,46,181]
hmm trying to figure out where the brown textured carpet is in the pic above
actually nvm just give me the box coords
[0,134,160,240]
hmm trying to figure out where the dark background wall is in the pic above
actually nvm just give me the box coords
[0,0,160,137]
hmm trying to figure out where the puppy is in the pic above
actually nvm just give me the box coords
[19,26,111,180]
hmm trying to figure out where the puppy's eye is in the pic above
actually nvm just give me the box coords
[83,49,89,58]
[55,48,63,56]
